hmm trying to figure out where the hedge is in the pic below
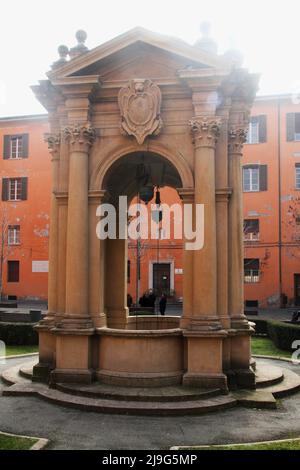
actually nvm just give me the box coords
[252,319,268,336]
[266,320,300,352]
[0,323,38,346]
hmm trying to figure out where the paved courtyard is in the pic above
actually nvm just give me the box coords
[0,356,300,450]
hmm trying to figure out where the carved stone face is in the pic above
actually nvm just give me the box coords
[134,81,144,93]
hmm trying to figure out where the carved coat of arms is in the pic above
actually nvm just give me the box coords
[118,79,163,145]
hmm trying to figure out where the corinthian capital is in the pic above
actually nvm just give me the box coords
[63,123,96,153]
[189,116,221,149]
[44,133,61,159]
[228,127,248,155]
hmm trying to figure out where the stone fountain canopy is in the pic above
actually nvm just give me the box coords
[31,26,260,394]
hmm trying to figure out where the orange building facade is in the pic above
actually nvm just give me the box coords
[1,94,300,307]
[0,115,50,301]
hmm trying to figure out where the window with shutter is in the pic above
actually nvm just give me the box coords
[243,166,259,191]
[244,258,260,283]
[2,178,9,201]
[243,219,259,241]
[246,116,267,144]
[8,225,20,245]
[2,134,29,159]
[7,260,20,283]
[259,165,268,191]
[295,164,300,189]
[295,114,300,141]
[8,178,22,200]
[287,113,298,141]
[258,115,267,143]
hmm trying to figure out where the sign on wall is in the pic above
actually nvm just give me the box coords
[175,268,183,275]
[32,261,49,273]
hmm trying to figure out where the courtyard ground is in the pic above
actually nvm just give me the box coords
[0,356,299,450]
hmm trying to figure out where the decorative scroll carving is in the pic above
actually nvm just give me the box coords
[228,127,248,155]
[189,117,221,148]
[118,79,163,145]
[63,123,96,153]
[44,133,61,159]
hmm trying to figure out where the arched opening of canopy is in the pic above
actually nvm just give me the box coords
[101,151,184,329]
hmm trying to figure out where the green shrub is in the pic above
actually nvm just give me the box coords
[252,319,268,336]
[0,323,38,346]
[267,320,300,351]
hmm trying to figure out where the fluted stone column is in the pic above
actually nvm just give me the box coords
[63,124,96,329]
[50,124,96,385]
[182,117,227,391]
[228,125,255,388]
[45,134,60,322]
[178,189,194,330]
[32,133,60,382]
[189,117,221,329]
[88,190,107,328]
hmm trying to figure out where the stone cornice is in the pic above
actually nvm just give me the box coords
[189,116,222,149]
[63,123,96,153]
[228,126,248,155]
[88,190,107,203]
[54,191,68,205]
[216,188,232,202]
[177,188,195,203]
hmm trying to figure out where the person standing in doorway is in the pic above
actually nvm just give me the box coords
[159,294,167,316]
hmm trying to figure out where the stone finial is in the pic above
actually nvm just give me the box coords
[223,49,244,68]
[194,22,218,55]
[69,30,88,59]
[51,45,69,70]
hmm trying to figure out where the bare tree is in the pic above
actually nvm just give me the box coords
[0,206,11,300]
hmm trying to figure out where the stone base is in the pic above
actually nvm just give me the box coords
[234,368,256,390]
[182,372,228,392]
[32,362,52,383]
[96,370,183,387]
[50,368,94,385]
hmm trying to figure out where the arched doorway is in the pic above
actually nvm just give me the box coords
[100,151,184,330]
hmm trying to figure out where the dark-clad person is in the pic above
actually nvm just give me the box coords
[159,294,167,316]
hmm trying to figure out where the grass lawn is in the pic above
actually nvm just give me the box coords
[251,337,291,359]
[3,345,38,357]
[0,434,38,450]
[178,439,300,450]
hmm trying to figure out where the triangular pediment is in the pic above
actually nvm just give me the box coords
[48,27,227,81]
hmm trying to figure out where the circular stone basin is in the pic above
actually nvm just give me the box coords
[96,320,183,387]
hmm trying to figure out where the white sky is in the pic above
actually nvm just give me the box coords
[0,0,299,117]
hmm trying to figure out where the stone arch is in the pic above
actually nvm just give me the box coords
[90,141,194,191]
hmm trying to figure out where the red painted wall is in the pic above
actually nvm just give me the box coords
[0,116,50,300]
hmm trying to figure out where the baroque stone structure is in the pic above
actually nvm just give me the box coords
[32,27,258,391]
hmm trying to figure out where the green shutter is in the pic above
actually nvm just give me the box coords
[258,115,267,143]
[3,135,11,159]
[259,165,268,191]
[21,177,28,200]
[2,178,9,200]
[21,134,29,158]
[287,113,295,141]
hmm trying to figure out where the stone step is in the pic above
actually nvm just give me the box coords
[36,387,238,416]
[255,364,284,388]
[263,368,300,398]
[54,382,222,402]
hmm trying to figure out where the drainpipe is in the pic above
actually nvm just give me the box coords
[278,98,283,306]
